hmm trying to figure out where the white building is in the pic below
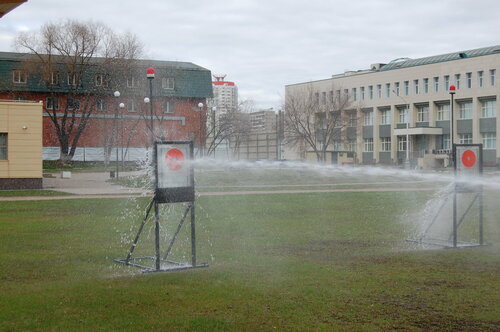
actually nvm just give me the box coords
[285,45,499,167]
[209,74,238,114]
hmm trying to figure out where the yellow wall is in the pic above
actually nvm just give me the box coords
[0,101,43,179]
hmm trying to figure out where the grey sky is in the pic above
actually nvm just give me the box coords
[1,0,499,110]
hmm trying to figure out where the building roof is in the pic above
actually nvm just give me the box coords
[0,51,213,98]
[213,81,235,86]
[380,45,500,71]
[0,0,27,18]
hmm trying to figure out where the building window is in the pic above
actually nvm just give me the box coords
[127,77,140,88]
[50,72,59,85]
[67,73,78,86]
[162,77,175,90]
[459,102,472,119]
[347,139,356,152]
[423,78,429,93]
[333,140,341,151]
[398,107,409,124]
[380,109,391,125]
[385,83,390,97]
[404,81,409,96]
[477,71,484,87]
[441,134,450,150]
[0,133,7,160]
[455,74,461,89]
[363,111,373,126]
[444,75,450,90]
[163,100,174,113]
[329,90,334,103]
[128,99,138,112]
[466,72,472,88]
[459,133,473,144]
[67,98,80,110]
[364,138,373,152]
[46,97,59,110]
[417,105,429,122]
[321,91,326,105]
[490,69,496,86]
[380,137,391,152]
[368,86,373,99]
[377,84,382,98]
[481,100,496,118]
[394,82,400,96]
[436,104,450,121]
[12,70,27,84]
[95,74,105,87]
[314,92,319,105]
[398,136,407,151]
[352,88,357,101]
[413,79,419,95]
[360,87,365,100]
[433,77,439,92]
[96,99,105,111]
[348,112,357,127]
[483,132,496,149]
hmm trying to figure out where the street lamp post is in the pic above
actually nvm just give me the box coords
[113,91,124,178]
[449,85,456,167]
[146,67,155,146]
[197,102,204,157]
[211,106,216,157]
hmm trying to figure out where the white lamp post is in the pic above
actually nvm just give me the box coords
[146,67,155,146]
[113,91,122,178]
[449,84,456,167]
[197,102,204,157]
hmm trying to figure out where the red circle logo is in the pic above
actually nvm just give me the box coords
[461,149,476,168]
[165,148,185,170]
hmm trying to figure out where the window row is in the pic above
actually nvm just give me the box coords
[336,134,496,152]
[359,133,496,152]
[11,70,175,90]
[359,99,496,126]
[315,69,496,104]
[45,97,175,114]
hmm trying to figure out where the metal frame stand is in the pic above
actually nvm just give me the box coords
[408,144,485,248]
[115,197,208,273]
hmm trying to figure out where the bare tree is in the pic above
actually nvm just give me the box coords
[205,98,254,157]
[284,85,355,162]
[15,19,142,165]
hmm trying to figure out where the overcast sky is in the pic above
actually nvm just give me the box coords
[1,0,499,110]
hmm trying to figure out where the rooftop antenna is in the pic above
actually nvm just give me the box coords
[213,74,227,81]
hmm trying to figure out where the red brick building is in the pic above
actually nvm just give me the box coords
[0,52,213,161]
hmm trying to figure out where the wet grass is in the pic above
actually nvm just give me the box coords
[115,165,445,193]
[0,191,499,331]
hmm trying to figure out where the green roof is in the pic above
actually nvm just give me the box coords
[0,52,213,98]
[380,45,500,71]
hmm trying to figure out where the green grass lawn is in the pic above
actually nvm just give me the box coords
[113,165,446,193]
[0,191,499,331]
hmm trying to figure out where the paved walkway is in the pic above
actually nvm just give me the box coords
[42,171,147,195]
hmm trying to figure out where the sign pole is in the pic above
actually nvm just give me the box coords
[154,200,161,270]
[190,202,196,267]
